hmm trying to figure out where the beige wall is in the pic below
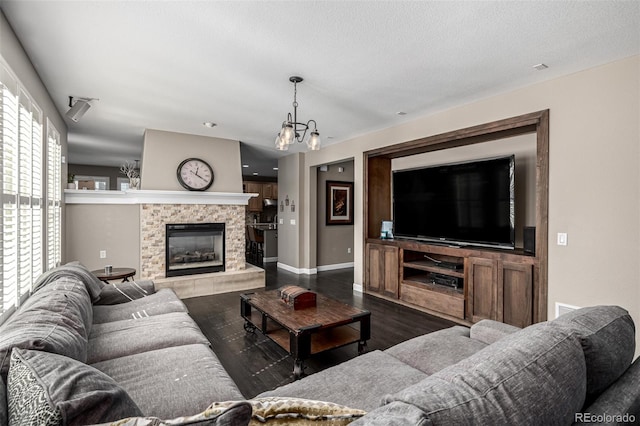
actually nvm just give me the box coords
[294,56,639,344]
[277,153,306,271]
[65,205,140,277]
[316,160,355,268]
[140,129,243,192]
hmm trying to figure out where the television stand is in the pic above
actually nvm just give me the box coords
[366,239,536,328]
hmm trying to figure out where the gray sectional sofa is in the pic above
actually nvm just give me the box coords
[1,262,639,425]
[0,263,245,425]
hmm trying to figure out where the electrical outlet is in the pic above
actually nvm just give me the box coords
[347,248,351,254]
[290,219,296,225]
[99,250,107,259]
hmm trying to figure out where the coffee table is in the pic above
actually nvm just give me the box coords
[241,290,371,379]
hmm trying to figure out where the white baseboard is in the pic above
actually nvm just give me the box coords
[352,283,363,293]
[316,262,355,272]
[276,262,318,275]
[263,257,278,263]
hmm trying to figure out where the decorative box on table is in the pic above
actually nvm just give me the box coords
[278,285,317,310]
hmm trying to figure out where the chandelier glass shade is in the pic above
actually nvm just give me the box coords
[275,76,321,151]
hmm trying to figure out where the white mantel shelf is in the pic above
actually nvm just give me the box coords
[64,189,256,205]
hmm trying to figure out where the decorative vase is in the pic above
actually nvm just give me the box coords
[129,177,140,190]
[67,182,76,189]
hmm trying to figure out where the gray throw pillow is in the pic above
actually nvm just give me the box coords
[7,348,142,426]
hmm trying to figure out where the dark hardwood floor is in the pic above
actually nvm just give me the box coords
[183,263,456,398]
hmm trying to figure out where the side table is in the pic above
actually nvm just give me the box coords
[91,267,136,283]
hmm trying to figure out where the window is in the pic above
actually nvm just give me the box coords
[46,120,61,269]
[74,175,109,190]
[1,59,59,320]
[117,177,130,191]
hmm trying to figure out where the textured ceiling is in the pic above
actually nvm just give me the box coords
[1,1,639,178]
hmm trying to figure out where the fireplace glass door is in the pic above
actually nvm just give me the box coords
[166,223,225,277]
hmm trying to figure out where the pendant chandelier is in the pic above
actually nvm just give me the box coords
[275,76,321,151]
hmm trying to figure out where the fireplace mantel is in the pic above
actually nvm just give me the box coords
[64,189,256,205]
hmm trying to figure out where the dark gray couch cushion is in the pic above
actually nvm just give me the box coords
[553,305,635,402]
[87,312,210,363]
[577,357,640,424]
[258,350,429,411]
[7,348,142,426]
[92,288,188,324]
[0,277,90,379]
[385,326,487,375]
[375,323,587,425]
[92,344,244,419]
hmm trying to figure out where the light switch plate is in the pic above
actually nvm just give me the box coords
[557,233,568,246]
[290,219,296,225]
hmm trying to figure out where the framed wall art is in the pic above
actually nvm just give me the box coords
[326,181,353,225]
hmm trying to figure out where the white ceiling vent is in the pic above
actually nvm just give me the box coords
[555,302,581,318]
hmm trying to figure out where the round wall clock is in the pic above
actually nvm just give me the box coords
[176,158,214,191]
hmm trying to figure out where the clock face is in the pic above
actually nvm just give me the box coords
[176,158,214,191]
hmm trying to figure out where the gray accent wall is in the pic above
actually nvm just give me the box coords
[65,204,140,277]
[316,160,355,268]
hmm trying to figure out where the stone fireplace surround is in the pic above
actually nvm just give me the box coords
[141,203,242,280]
[65,189,265,298]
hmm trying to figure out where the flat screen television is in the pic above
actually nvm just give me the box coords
[392,155,515,249]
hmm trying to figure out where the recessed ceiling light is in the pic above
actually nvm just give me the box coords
[273,167,279,171]
[203,122,217,128]
[533,63,548,71]
[252,172,259,176]
[397,111,407,116]
[242,164,249,168]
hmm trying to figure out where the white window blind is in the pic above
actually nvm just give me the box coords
[1,65,19,315]
[46,120,61,269]
[1,60,46,319]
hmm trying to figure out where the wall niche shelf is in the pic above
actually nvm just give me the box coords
[363,110,549,327]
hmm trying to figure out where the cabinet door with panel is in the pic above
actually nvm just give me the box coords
[245,182,263,212]
[263,183,278,200]
[366,243,399,298]
[497,261,534,328]
[467,257,497,323]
